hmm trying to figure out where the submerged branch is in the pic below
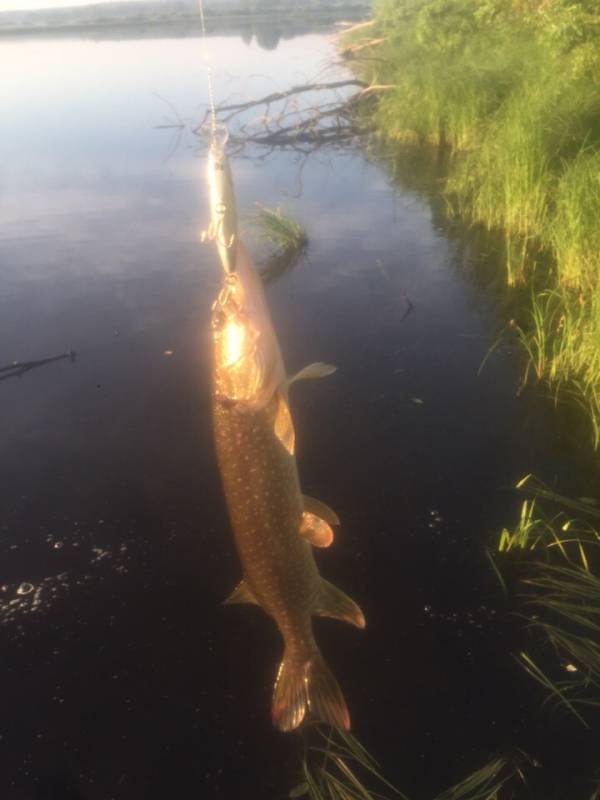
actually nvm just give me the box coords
[0,351,76,383]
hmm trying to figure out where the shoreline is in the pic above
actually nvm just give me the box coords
[0,8,370,39]
[345,2,600,452]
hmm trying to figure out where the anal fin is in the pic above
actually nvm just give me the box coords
[300,512,334,548]
[224,579,259,606]
[314,579,366,629]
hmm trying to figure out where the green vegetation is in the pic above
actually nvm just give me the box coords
[290,728,534,800]
[290,726,408,800]
[286,478,600,800]
[492,475,600,726]
[250,204,308,284]
[345,0,600,446]
[433,754,530,800]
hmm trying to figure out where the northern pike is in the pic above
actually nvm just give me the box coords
[208,146,365,731]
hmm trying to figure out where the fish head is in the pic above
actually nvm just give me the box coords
[211,244,285,408]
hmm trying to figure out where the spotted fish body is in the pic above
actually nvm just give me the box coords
[211,241,365,731]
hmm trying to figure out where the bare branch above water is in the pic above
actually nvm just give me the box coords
[193,78,367,129]
[184,77,395,152]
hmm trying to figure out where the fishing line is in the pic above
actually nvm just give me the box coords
[197,0,217,138]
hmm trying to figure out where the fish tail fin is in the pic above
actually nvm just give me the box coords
[272,648,350,732]
[306,651,351,731]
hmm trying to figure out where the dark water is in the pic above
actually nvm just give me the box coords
[1,21,598,800]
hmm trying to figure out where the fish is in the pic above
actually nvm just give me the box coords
[207,134,238,275]
[211,239,365,731]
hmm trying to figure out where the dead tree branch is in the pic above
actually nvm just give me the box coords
[359,84,398,97]
[340,37,387,57]
[190,75,393,152]
[193,79,367,133]
[335,19,375,36]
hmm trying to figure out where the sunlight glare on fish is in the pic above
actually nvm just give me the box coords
[224,319,247,367]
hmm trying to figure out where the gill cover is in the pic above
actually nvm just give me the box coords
[212,241,286,409]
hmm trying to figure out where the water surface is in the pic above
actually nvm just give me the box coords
[1,21,595,800]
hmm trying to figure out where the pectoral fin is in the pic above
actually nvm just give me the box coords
[299,511,334,548]
[224,580,259,606]
[274,391,295,455]
[288,362,337,387]
[313,579,366,629]
[303,495,340,526]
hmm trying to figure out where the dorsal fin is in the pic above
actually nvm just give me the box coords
[313,579,366,629]
[299,511,334,548]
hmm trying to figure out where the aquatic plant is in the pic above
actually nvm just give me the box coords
[250,204,308,284]
[253,203,307,253]
[292,730,533,800]
[516,561,600,727]
[513,474,600,521]
[291,726,409,800]
[495,475,600,725]
[483,286,600,447]
[433,753,531,800]
[498,475,600,563]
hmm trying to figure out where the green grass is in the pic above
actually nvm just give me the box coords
[433,753,530,800]
[486,288,600,447]
[252,204,307,253]
[497,475,600,563]
[291,728,530,800]
[494,475,600,725]
[518,562,600,726]
[346,0,600,447]
[249,203,308,284]
[291,726,409,800]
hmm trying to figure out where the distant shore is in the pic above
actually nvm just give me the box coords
[0,7,369,39]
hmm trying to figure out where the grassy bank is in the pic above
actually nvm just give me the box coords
[345,0,600,446]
